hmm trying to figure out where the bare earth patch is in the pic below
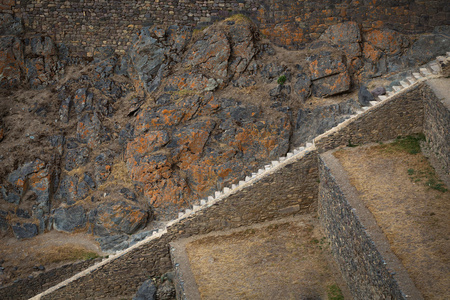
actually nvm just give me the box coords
[184,215,347,300]
[334,141,450,300]
[0,231,103,286]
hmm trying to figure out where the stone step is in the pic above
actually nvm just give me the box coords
[369,101,378,106]
[362,106,370,111]
[387,91,396,97]
[429,63,441,74]
[406,76,416,85]
[378,95,388,101]
[447,51,450,57]
[413,72,423,79]
[420,67,432,76]
[400,80,410,88]
[393,86,402,92]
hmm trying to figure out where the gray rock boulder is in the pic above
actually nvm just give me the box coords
[183,30,230,79]
[293,98,361,146]
[128,26,170,94]
[358,85,375,106]
[53,206,87,233]
[133,279,157,300]
[320,21,362,60]
[307,51,351,97]
[95,234,130,252]
[293,73,311,102]
[12,223,38,240]
[90,201,149,236]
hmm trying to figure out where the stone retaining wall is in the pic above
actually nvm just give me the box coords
[318,153,420,299]
[423,79,450,185]
[0,258,101,300]
[35,150,318,299]
[8,0,450,56]
[314,84,425,153]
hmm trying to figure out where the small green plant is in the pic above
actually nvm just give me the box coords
[327,284,344,300]
[426,178,448,192]
[388,134,425,154]
[347,140,358,147]
[407,168,415,175]
[277,75,287,85]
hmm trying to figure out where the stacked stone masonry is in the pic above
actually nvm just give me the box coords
[8,0,450,56]
[34,152,318,299]
[314,84,425,153]
[423,79,450,185]
[318,155,407,299]
[0,258,101,300]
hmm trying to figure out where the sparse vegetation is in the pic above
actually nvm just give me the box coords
[37,245,100,264]
[226,13,251,23]
[327,284,344,300]
[277,75,287,85]
[379,134,425,154]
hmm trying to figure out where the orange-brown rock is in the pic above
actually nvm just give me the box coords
[183,31,230,79]
[364,29,408,56]
[135,95,201,134]
[91,201,149,236]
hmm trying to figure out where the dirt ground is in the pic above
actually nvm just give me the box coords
[0,231,103,287]
[334,141,450,300]
[184,215,349,300]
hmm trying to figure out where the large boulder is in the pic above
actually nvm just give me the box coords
[307,51,350,97]
[52,205,87,233]
[320,21,361,60]
[12,223,38,240]
[183,30,230,79]
[293,98,361,146]
[362,29,410,76]
[128,25,191,95]
[90,201,149,236]
[133,279,157,300]
[128,27,168,94]
[183,17,256,81]
[6,160,52,231]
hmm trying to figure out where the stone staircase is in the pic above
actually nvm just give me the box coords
[20,51,450,299]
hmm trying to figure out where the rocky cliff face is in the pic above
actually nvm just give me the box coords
[0,11,449,257]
